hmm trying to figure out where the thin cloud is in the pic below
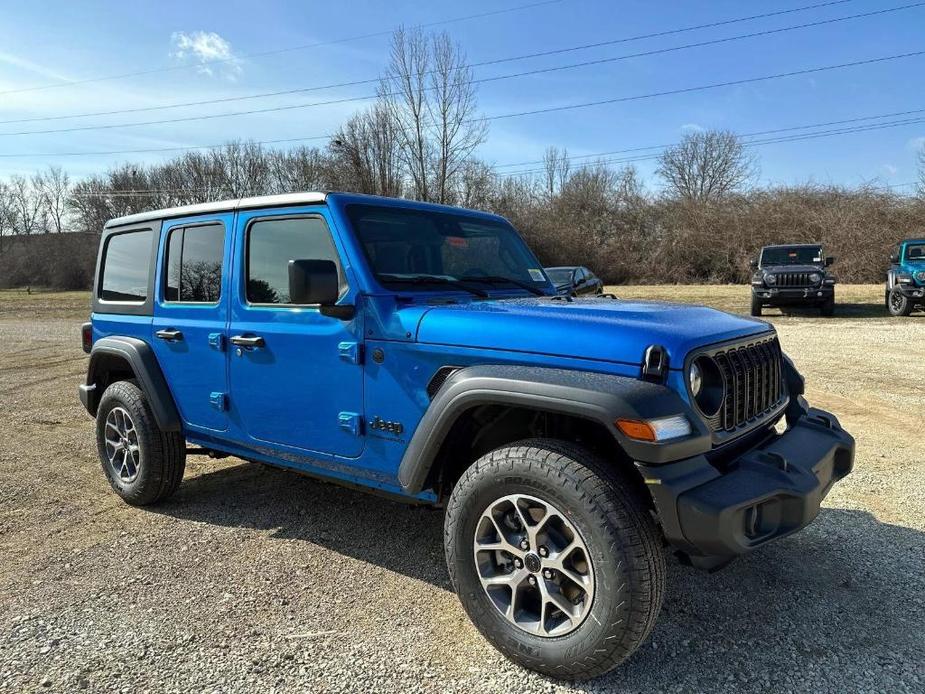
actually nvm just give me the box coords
[170,31,243,80]
[908,136,925,151]
[0,50,72,83]
[881,163,898,177]
[680,123,704,134]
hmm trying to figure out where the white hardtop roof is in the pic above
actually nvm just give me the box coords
[105,192,328,228]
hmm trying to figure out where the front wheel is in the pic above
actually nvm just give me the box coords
[820,296,835,317]
[887,288,914,317]
[444,439,665,680]
[750,295,762,316]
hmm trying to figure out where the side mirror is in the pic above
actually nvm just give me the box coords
[889,252,900,264]
[825,256,835,267]
[748,259,758,270]
[575,276,586,286]
[288,259,353,319]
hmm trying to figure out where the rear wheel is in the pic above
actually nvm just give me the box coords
[750,295,763,316]
[95,380,186,505]
[444,439,665,680]
[887,288,914,317]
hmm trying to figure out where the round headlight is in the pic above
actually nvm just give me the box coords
[916,271,925,283]
[691,356,724,418]
[765,273,777,285]
[689,361,703,397]
[809,272,821,283]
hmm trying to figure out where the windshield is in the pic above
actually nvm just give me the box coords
[905,243,925,262]
[346,204,551,294]
[546,268,573,285]
[760,247,823,267]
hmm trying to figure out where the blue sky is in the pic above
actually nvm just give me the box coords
[1,0,923,191]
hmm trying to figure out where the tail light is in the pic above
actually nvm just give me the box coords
[81,322,92,354]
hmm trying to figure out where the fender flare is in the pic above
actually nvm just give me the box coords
[397,364,711,494]
[81,336,182,432]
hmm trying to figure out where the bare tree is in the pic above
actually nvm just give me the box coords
[8,175,45,235]
[268,145,332,193]
[542,146,571,196]
[917,144,925,197]
[330,103,403,196]
[656,130,757,203]
[379,28,487,203]
[0,181,15,255]
[34,166,71,233]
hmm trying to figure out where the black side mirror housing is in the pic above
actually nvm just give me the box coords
[825,256,835,267]
[889,252,900,264]
[748,259,758,270]
[575,276,586,286]
[288,259,353,319]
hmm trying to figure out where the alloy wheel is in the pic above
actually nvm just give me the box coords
[473,493,595,637]
[103,406,141,483]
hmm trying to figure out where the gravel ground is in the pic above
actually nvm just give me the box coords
[0,286,923,693]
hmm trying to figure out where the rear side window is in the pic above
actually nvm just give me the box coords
[246,216,344,304]
[165,224,225,303]
[100,229,153,302]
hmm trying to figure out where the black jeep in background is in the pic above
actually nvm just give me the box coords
[545,265,605,296]
[750,244,836,317]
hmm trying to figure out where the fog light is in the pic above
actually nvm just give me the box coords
[616,415,692,442]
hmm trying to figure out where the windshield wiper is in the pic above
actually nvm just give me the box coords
[376,273,489,298]
[461,275,546,296]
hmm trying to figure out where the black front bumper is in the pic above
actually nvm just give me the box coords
[752,286,833,306]
[637,404,854,569]
[894,283,925,300]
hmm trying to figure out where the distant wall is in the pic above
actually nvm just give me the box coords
[0,232,98,290]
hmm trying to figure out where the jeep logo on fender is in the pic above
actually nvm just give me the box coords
[370,416,403,435]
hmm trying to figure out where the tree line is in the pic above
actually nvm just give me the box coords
[2,28,925,289]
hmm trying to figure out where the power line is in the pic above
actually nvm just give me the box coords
[486,49,925,123]
[3,43,924,139]
[57,116,925,194]
[0,0,564,97]
[497,115,925,176]
[3,50,924,159]
[494,106,925,169]
[1,0,899,126]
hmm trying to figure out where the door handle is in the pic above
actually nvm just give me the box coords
[155,328,183,341]
[230,335,265,348]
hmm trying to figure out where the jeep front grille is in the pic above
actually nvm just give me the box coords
[774,271,812,287]
[710,336,785,432]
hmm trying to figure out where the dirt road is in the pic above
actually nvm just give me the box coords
[1,287,922,693]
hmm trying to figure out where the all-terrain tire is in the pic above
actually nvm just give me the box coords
[444,438,665,680]
[820,297,835,317]
[750,295,763,316]
[887,288,914,317]
[95,379,186,506]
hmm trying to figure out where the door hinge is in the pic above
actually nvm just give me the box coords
[209,392,227,411]
[338,341,362,365]
[208,332,225,351]
[338,412,363,436]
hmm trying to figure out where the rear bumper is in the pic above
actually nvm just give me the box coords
[637,405,854,569]
[752,286,833,305]
[78,382,97,414]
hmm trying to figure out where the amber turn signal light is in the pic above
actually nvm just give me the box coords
[615,415,692,442]
[615,419,657,442]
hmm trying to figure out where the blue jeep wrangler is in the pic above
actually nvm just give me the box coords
[79,192,854,679]
[885,238,925,316]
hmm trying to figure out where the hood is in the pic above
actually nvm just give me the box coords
[759,264,824,274]
[414,297,770,368]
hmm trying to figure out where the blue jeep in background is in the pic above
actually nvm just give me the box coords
[78,192,854,680]
[885,238,925,316]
